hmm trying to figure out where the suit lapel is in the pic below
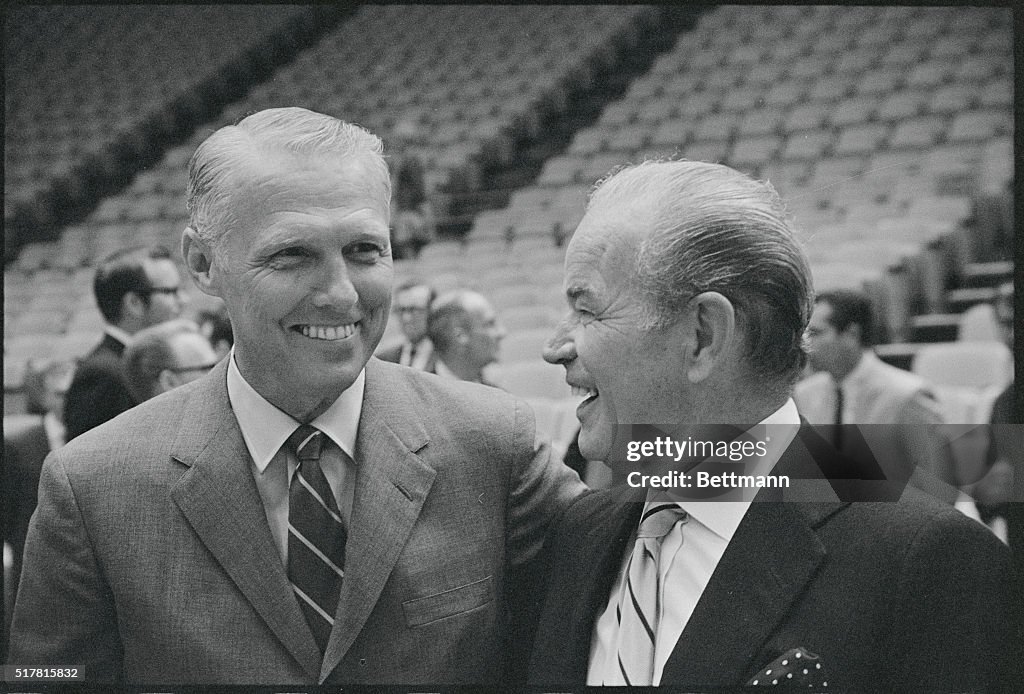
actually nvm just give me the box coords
[169,361,322,680]
[661,429,845,685]
[320,359,437,682]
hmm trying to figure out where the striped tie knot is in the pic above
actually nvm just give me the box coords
[288,424,323,461]
[637,503,687,540]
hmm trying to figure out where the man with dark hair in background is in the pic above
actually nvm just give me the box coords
[798,288,958,503]
[528,160,1010,691]
[427,289,506,386]
[62,245,186,440]
[375,280,436,371]
[122,319,219,403]
[11,107,583,685]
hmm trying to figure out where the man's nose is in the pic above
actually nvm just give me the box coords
[543,317,576,365]
[314,258,358,307]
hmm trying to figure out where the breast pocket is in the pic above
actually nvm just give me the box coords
[402,576,494,627]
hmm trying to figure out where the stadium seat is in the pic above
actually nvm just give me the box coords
[888,116,947,150]
[834,123,890,156]
[780,131,833,161]
[830,96,879,127]
[737,107,786,137]
[912,341,1012,391]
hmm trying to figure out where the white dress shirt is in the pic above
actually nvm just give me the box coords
[588,399,802,685]
[42,411,66,452]
[226,351,362,566]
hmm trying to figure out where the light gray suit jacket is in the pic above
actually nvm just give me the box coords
[10,358,585,684]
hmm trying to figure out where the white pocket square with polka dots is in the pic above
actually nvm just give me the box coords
[747,647,829,689]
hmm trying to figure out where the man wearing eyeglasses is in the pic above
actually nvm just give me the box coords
[63,245,186,441]
[123,319,219,403]
[376,280,437,371]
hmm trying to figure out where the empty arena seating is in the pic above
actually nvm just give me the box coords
[3,6,1015,425]
[4,5,319,254]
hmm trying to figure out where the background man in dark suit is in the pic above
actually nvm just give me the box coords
[11,107,584,685]
[528,159,1010,691]
[375,280,436,371]
[62,244,186,441]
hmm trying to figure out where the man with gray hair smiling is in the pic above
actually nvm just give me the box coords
[527,159,1010,690]
[10,107,584,685]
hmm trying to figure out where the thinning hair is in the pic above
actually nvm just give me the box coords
[591,159,814,388]
[186,107,390,252]
[93,245,174,324]
[427,289,481,354]
[123,318,203,402]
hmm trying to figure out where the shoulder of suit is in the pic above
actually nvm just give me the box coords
[827,486,998,545]
[373,357,519,412]
[865,354,934,400]
[57,376,198,465]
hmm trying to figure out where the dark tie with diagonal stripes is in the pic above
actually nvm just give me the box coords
[286,424,347,653]
[612,502,688,686]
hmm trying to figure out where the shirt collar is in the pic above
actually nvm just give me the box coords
[226,349,364,473]
[104,325,133,346]
[650,398,801,541]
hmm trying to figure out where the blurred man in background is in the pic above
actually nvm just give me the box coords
[63,245,185,441]
[797,288,958,503]
[3,358,74,656]
[376,280,436,370]
[123,319,219,403]
[196,304,233,361]
[427,289,506,386]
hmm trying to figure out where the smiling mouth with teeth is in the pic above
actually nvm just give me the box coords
[296,323,358,340]
[571,385,598,402]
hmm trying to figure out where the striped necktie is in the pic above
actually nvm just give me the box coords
[611,502,688,686]
[286,424,347,653]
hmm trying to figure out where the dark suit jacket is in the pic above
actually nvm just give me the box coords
[63,333,136,442]
[376,339,438,373]
[528,424,1012,692]
[3,418,50,560]
[10,358,585,684]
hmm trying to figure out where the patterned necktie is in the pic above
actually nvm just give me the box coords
[286,424,347,653]
[612,502,688,686]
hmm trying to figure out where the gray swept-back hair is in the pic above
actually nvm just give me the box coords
[589,159,814,387]
[186,107,390,250]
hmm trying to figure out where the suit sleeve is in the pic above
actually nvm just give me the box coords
[888,509,1013,691]
[504,398,588,567]
[63,360,136,442]
[8,449,124,681]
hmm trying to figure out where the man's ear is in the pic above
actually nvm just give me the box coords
[182,227,219,297]
[685,291,736,384]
